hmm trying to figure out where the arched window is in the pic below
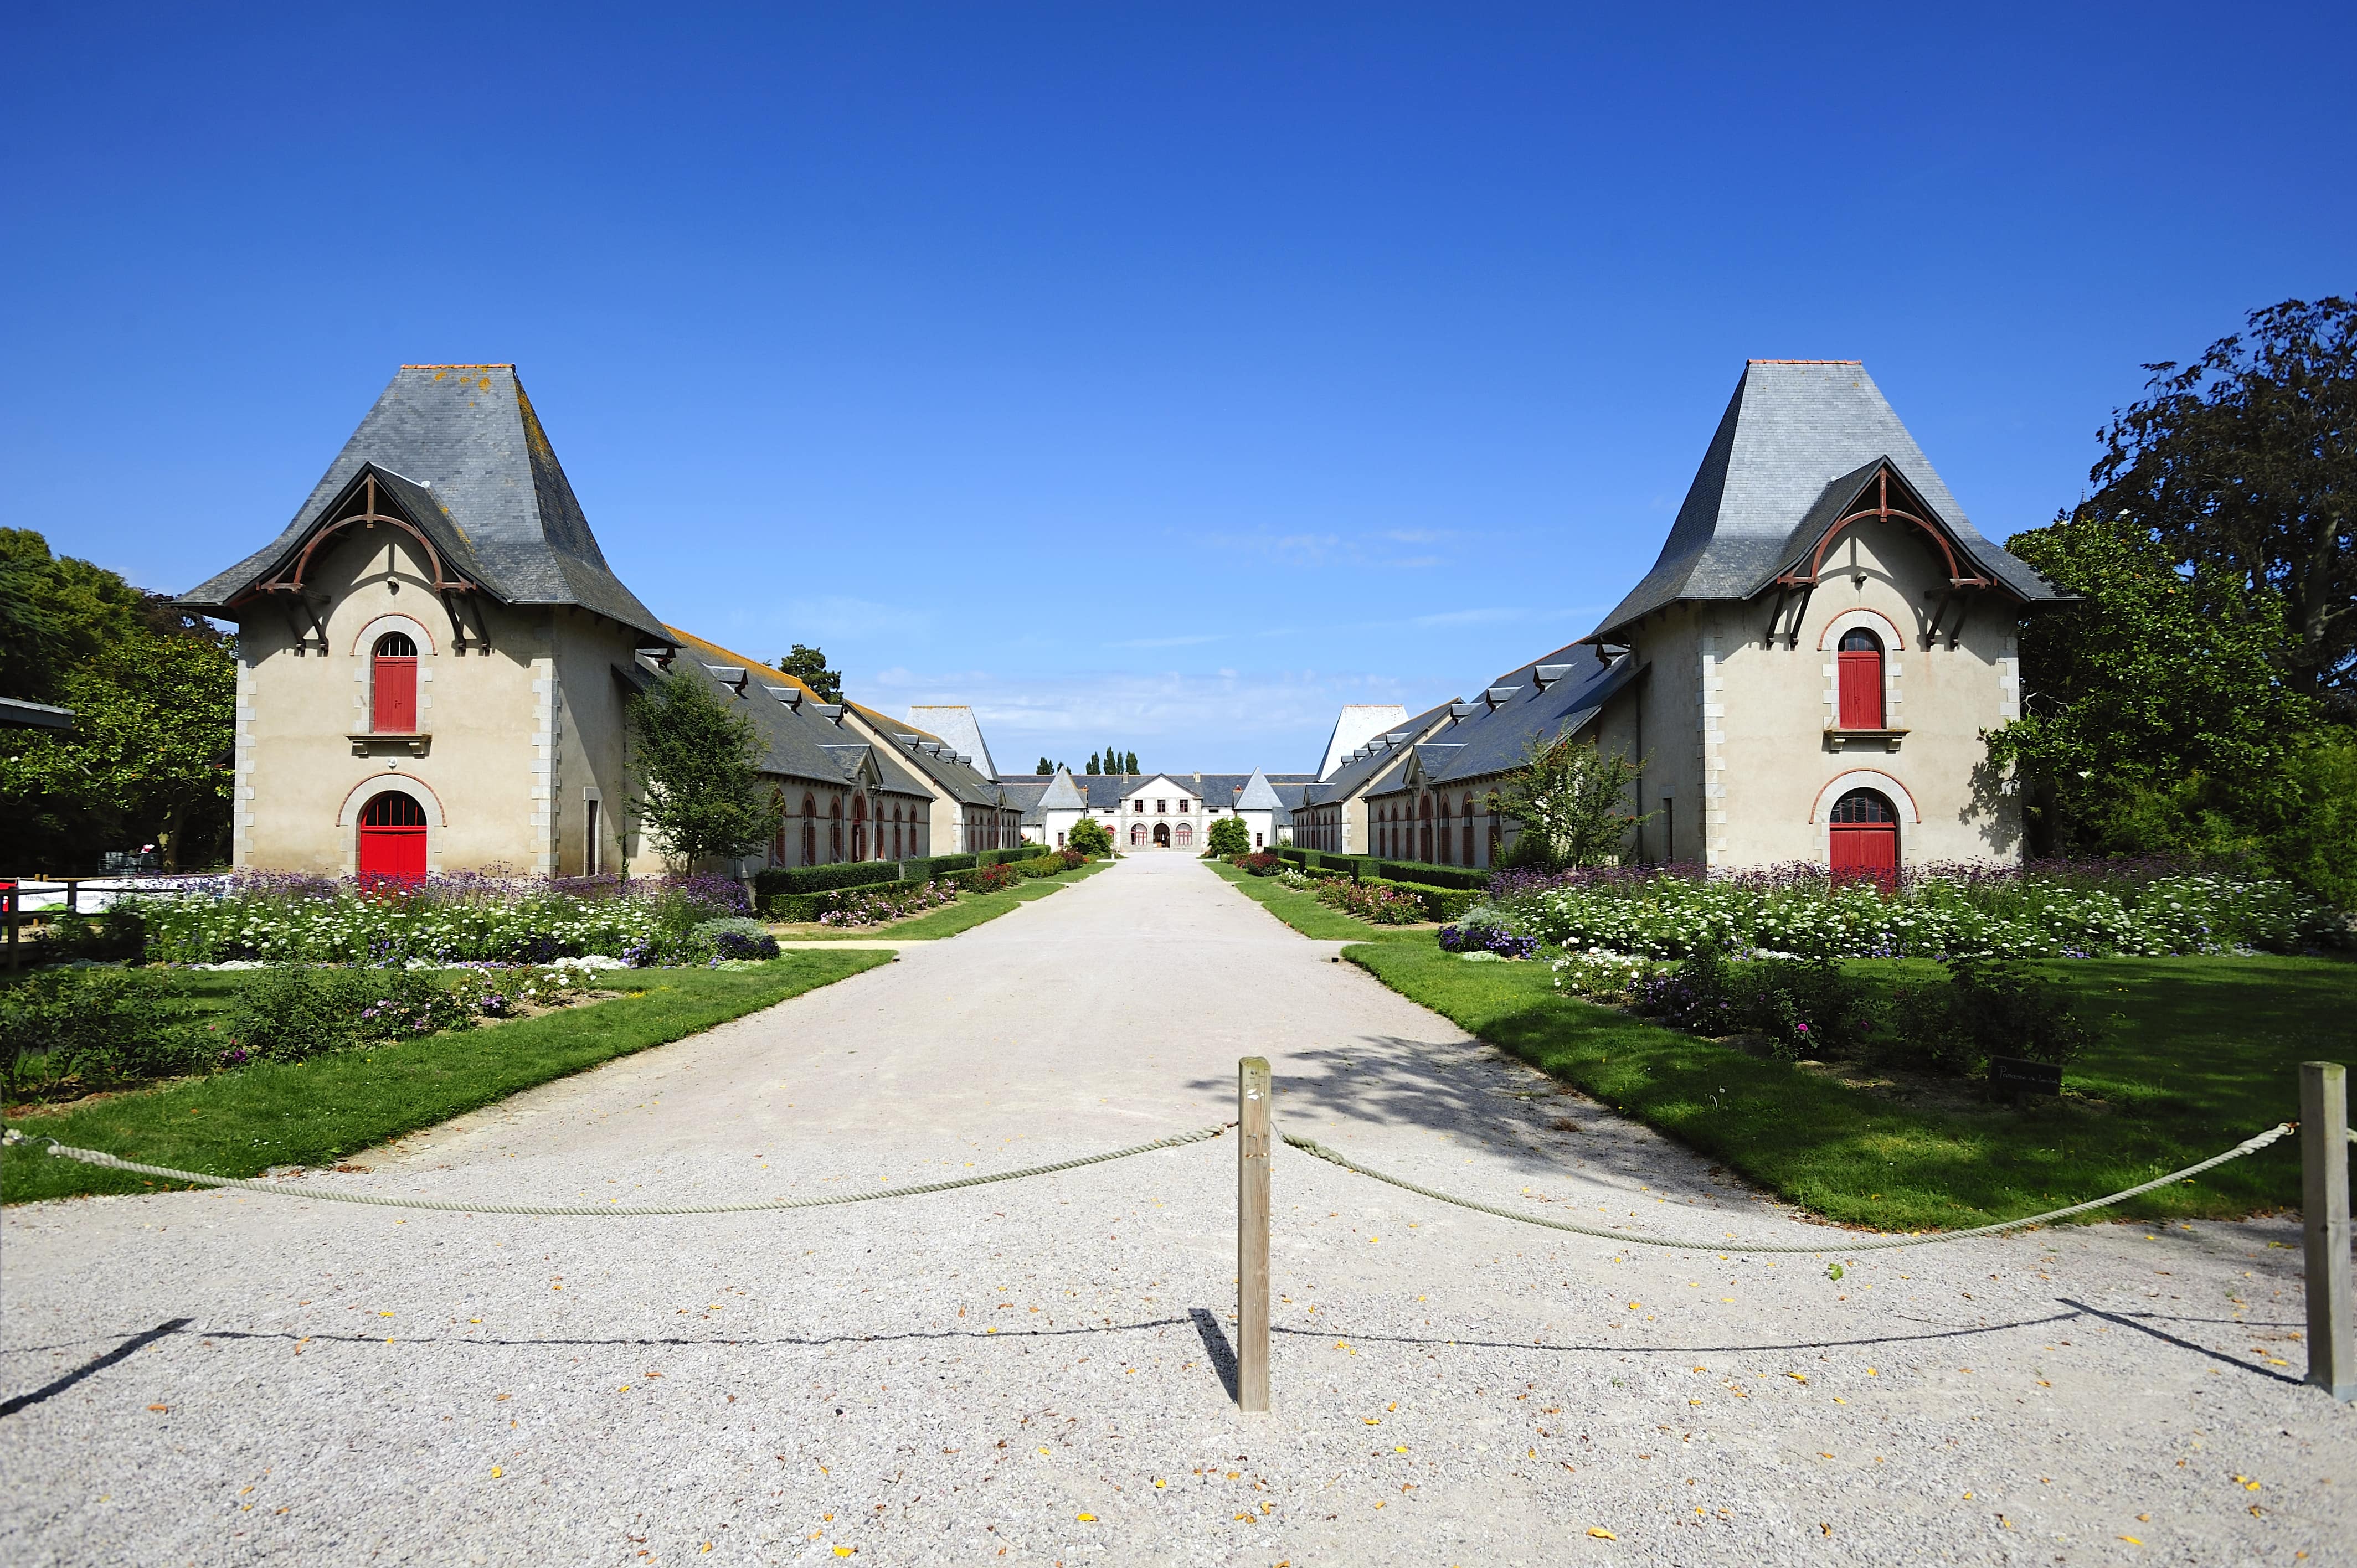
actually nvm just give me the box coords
[1463,793,1478,866]
[1838,628,1885,729]
[802,795,817,866]
[1130,821,1147,847]
[1417,795,1433,864]
[1828,787,1899,884]
[370,632,418,733]
[356,790,428,884]
[830,796,844,862]
[770,788,788,865]
[852,795,868,862]
[1175,822,1192,848]
[1434,794,1453,865]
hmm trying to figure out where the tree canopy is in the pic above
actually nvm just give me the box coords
[0,530,234,869]
[2086,297,2353,718]
[1487,735,1649,870]
[1205,814,1251,857]
[773,643,842,704]
[626,672,783,870]
[1067,816,1113,855]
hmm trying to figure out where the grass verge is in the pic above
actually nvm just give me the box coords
[779,857,1113,941]
[1203,860,1430,942]
[2,951,891,1204]
[1345,942,2353,1230]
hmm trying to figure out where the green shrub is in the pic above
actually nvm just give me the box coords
[901,854,979,879]
[1376,860,1491,891]
[1879,958,2097,1077]
[691,917,781,960]
[1066,819,1112,856]
[1207,817,1253,857]
[1362,877,1476,921]
[1,968,201,1094]
[220,966,363,1064]
[751,862,902,898]
[1309,878,1427,924]
[978,848,1037,868]
[1012,854,1064,879]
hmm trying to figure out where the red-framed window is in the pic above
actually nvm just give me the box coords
[1829,787,1899,884]
[357,790,428,884]
[371,632,417,733]
[1838,628,1885,729]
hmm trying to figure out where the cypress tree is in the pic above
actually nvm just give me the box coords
[1087,751,1099,775]
[1125,750,1139,775]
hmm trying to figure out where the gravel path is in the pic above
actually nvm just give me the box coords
[4,853,2350,1566]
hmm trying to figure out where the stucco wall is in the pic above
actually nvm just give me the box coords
[234,528,644,876]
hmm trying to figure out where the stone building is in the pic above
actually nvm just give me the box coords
[180,364,1015,880]
[180,364,672,880]
[1025,767,1305,852]
[1352,360,2067,874]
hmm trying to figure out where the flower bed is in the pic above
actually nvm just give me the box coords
[818,879,959,928]
[1488,860,2330,960]
[1309,876,1427,926]
[1437,920,1540,960]
[122,873,751,967]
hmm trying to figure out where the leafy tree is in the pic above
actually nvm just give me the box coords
[0,630,235,869]
[0,529,148,703]
[1487,735,1650,869]
[1985,506,2351,894]
[2085,298,2352,718]
[626,672,783,870]
[1067,816,1113,855]
[1124,750,1139,775]
[1035,756,1053,774]
[773,643,842,704]
[1205,815,1252,857]
[1086,751,1100,775]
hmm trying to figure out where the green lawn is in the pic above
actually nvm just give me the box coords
[780,856,1113,941]
[2,951,890,1204]
[1345,942,2355,1231]
[1203,860,1432,941]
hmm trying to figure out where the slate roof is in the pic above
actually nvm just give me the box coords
[877,728,1013,809]
[1316,704,1409,778]
[181,365,670,644]
[1298,699,1460,806]
[1022,768,1089,827]
[1363,643,1636,795]
[657,631,932,800]
[906,706,999,781]
[1588,360,2063,643]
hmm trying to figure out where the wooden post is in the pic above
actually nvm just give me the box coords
[2301,1062,2354,1401]
[1237,1055,1272,1414]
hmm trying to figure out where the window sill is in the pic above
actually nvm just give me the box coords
[349,732,431,756]
[1824,726,1907,752]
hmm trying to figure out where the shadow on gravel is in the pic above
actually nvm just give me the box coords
[1,1317,191,1417]
[1188,1307,1240,1401]
[2057,1297,2306,1386]
[97,1317,1201,1354]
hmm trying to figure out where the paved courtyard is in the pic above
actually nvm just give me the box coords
[4,853,2350,1565]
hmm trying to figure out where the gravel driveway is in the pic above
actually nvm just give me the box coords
[4,853,2350,1565]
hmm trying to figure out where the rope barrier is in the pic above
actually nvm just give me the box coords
[27,1126,1227,1217]
[1282,1123,2294,1255]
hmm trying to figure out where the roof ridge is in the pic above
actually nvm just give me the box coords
[398,363,517,369]
[1746,358,1862,365]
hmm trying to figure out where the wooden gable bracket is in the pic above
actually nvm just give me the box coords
[1922,589,1968,651]
[1763,582,1815,649]
[441,589,488,656]
[274,591,333,656]
[1776,466,1993,594]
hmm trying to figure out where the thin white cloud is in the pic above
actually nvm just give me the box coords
[770,595,934,639]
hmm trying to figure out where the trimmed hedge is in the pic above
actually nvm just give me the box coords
[760,880,913,921]
[1376,860,1491,891]
[1012,854,1065,878]
[1362,876,1480,921]
[979,847,1038,867]
[901,853,978,879]
[753,862,902,898]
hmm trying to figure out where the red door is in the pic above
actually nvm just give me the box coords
[1837,630,1883,729]
[1828,788,1897,885]
[357,792,428,884]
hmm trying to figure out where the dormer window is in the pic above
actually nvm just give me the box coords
[371,632,418,732]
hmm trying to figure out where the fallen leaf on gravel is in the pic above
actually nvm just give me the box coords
[1077,1513,1097,1522]
[490,1467,502,1478]
[1587,1526,1617,1539]
[2119,1536,2143,1545]
[1625,1302,1639,1311]
[1363,1417,1380,1425]
[1153,1479,1166,1488]
[147,1404,168,1413]
[1787,1374,1807,1384]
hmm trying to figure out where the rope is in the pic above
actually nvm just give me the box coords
[1281,1123,2294,1254]
[30,1126,1227,1217]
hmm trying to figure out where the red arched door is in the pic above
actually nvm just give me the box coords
[1828,788,1898,885]
[1838,629,1885,729]
[357,791,428,884]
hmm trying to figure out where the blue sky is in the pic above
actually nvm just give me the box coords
[7,4,2350,773]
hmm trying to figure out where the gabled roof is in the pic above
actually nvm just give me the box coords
[1316,704,1410,778]
[180,365,668,643]
[1298,699,1459,806]
[1367,644,1636,793]
[1588,360,2062,643]
[1234,767,1285,812]
[660,632,931,799]
[905,706,999,781]
[1037,768,1089,812]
